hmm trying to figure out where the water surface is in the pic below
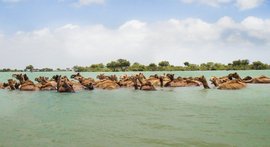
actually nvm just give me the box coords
[0,71,270,147]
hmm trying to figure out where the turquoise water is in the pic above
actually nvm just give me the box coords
[0,71,270,147]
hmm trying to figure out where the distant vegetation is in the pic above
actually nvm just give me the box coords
[1,59,270,72]
[73,59,270,72]
[0,65,72,72]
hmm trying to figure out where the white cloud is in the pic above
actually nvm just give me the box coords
[1,17,270,68]
[236,0,264,10]
[74,0,105,7]
[181,0,265,10]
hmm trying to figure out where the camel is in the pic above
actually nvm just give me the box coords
[217,80,247,90]
[133,75,156,91]
[94,79,120,90]
[96,74,110,80]
[210,72,243,86]
[35,76,57,91]
[211,77,246,90]
[195,76,210,89]
[12,74,39,91]
[95,74,120,90]
[136,73,167,87]
[210,72,247,90]
[1,79,19,90]
[52,75,75,93]
[118,75,134,87]
[243,75,270,84]
[71,73,94,90]
[147,75,163,86]
[163,74,201,87]
[1,72,263,92]
[242,76,253,83]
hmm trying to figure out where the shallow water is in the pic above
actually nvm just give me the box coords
[0,71,270,147]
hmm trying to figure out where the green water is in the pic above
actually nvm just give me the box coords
[0,71,270,147]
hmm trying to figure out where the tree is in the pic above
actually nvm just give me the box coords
[25,65,34,72]
[129,62,145,71]
[73,66,87,72]
[251,61,267,70]
[39,68,53,72]
[107,61,120,72]
[148,63,158,71]
[117,59,130,71]
[232,60,241,66]
[91,63,104,69]
[184,62,190,67]
[241,59,249,66]
[186,64,199,71]
[158,61,170,67]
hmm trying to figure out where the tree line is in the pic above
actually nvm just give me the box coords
[1,59,269,72]
[72,59,270,72]
[0,65,72,72]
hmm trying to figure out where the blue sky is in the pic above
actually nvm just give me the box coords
[0,0,270,68]
[1,0,269,33]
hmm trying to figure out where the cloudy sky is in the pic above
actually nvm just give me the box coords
[0,0,269,68]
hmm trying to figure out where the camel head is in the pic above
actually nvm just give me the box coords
[176,76,183,80]
[166,74,175,81]
[228,72,241,80]
[195,76,210,89]
[150,74,159,79]
[210,76,219,87]
[71,73,82,80]
[109,75,118,82]
[3,83,9,87]
[243,76,253,81]
[35,77,42,83]
[7,79,17,90]
[97,74,107,80]
[35,76,49,83]
[12,74,25,83]
[138,73,146,79]
[23,74,29,81]
[52,75,61,82]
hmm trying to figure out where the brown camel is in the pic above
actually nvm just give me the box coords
[35,76,57,91]
[163,74,201,87]
[71,73,94,90]
[210,73,246,90]
[95,74,120,89]
[195,76,210,89]
[243,75,270,84]
[217,80,247,90]
[12,74,39,91]
[118,75,134,87]
[52,75,75,93]
[210,72,243,87]
[133,75,156,91]
[2,79,19,90]
[94,79,120,90]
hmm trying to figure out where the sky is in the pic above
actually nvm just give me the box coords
[0,0,270,68]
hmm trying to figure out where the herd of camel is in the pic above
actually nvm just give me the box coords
[0,72,270,92]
